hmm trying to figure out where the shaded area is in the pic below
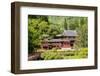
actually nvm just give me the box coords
[28,52,42,60]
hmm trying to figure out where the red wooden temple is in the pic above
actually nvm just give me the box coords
[41,30,77,50]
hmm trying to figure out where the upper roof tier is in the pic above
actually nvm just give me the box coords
[56,30,77,37]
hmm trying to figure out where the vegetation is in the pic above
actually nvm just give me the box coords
[28,15,88,54]
[41,48,88,60]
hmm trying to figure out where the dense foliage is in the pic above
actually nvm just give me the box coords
[41,48,88,60]
[28,15,88,54]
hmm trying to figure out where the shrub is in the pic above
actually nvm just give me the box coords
[41,50,63,60]
[40,48,88,60]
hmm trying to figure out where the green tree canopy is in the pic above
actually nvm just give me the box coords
[28,15,88,53]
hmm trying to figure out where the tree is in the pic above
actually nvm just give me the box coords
[28,15,88,53]
[74,17,88,49]
[28,16,49,53]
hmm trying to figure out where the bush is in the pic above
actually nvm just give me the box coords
[40,48,88,60]
[41,50,63,60]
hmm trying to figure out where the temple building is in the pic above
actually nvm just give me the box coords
[41,30,77,50]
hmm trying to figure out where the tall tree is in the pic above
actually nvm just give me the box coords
[28,15,88,53]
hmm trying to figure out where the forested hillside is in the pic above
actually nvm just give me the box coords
[28,15,88,54]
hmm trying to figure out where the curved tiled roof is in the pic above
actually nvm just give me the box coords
[47,39,70,42]
[42,30,77,43]
[62,30,77,36]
